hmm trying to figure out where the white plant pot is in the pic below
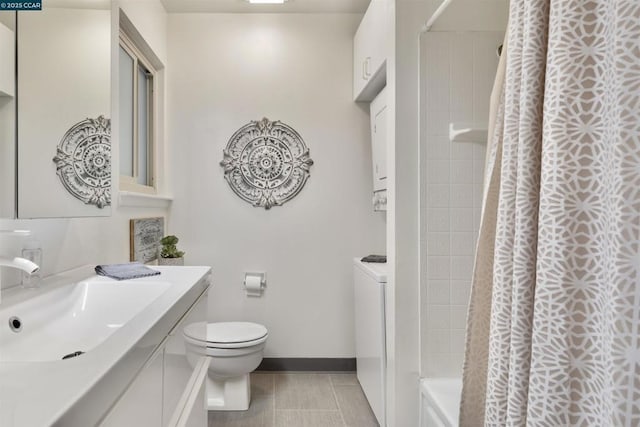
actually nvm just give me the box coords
[158,257,184,266]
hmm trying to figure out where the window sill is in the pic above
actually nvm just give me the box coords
[118,191,173,209]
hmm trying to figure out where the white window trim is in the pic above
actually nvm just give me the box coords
[119,191,172,209]
[119,29,157,195]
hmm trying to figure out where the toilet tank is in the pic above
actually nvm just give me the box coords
[353,258,387,426]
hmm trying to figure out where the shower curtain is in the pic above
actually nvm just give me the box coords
[460,0,640,425]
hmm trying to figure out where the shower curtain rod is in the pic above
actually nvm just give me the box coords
[420,0,453,33]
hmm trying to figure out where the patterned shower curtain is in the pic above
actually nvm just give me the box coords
[459,0,640,425]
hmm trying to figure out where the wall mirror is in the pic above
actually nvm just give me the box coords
[0,12,16,218]
[0,1,112,219]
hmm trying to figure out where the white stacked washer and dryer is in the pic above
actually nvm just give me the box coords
[353,258,388,427]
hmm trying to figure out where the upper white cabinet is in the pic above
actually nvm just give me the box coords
[0,21,14,97]
[353,0,387,102]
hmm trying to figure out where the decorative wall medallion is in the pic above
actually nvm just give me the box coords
[52,116,111,208]
[220,118,314,209]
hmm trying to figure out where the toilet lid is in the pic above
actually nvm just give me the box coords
[183,321,268,344]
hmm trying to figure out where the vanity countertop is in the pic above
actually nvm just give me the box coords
[0,265,211,427]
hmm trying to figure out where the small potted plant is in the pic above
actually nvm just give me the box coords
[158,235,185,266]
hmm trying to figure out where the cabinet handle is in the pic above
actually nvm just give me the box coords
[362,60,368,80]
[365,57,372,78]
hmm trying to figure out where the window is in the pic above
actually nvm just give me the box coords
[119,30,156,193]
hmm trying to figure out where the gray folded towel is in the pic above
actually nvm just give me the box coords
[361,254,387,263]
[95,262,161,280]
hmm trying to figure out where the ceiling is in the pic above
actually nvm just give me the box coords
[160,0,371,14]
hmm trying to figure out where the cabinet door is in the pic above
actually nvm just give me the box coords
[353,20,367,101]
[367,0,387,79]
[163,290,208,427]
[370,88,387,191]
[353,0,387,101]
[166,357,210,427]
[99,346,164,427]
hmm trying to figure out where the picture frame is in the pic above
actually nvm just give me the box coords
[129,217,165,263]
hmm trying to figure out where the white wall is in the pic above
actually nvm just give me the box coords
[167,13,386,358]
[420,31,503,377]
[0,0,169,290]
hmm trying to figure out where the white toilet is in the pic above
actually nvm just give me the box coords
[183,321,268,411]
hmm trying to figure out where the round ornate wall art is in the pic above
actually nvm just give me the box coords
[220,118,314,209]
[52,116,111,209]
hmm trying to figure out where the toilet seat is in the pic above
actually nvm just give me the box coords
[183,321,268,349]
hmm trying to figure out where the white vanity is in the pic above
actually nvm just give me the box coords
[0,265,210,427]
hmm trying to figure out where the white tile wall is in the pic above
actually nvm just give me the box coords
[420,31,504,377]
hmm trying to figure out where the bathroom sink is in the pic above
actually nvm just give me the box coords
[0,280,171,362]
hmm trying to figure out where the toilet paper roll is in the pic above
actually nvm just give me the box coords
[245,274,263,297]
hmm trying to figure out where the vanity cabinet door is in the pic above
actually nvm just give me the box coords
[99,345,164,427]
[98,287,209,427]
[163,291,208,427]
[166,357,210,427]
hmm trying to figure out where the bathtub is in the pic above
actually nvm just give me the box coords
[420,378,462,427]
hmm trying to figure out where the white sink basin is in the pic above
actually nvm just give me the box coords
[0,280,171,362]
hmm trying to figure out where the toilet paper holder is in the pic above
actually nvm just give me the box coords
[244,272,266,297]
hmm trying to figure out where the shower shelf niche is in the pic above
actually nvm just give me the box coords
[449,123,488,143]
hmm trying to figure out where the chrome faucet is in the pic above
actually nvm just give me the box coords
[0,257,40,275]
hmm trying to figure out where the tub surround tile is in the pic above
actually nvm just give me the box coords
[427,305,451,330]
[427,280,451,305]
[424,110,451,137]
[449,184,474,208]
[427,256,450,280]
[421,30,504,379]
[450,256,474,280]
[425,135,451,159]
[450,232,475,256]
[427,232,450,256]
[450,305,468,329]
[450,280,471,305]
[450,208,474,232]
[426,184,451,208]
[426,208,451,232]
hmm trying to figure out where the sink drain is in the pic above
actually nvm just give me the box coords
[8,316,22,333]
[62,351,85,360]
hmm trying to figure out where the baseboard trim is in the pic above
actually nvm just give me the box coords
[257,358,356,372]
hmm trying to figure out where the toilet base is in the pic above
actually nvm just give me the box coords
[206,373,251,411]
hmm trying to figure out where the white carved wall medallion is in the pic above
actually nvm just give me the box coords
[220,118,314,209]
[52,116,111,208]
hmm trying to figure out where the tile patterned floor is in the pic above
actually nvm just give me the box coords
[208,372,379,427]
